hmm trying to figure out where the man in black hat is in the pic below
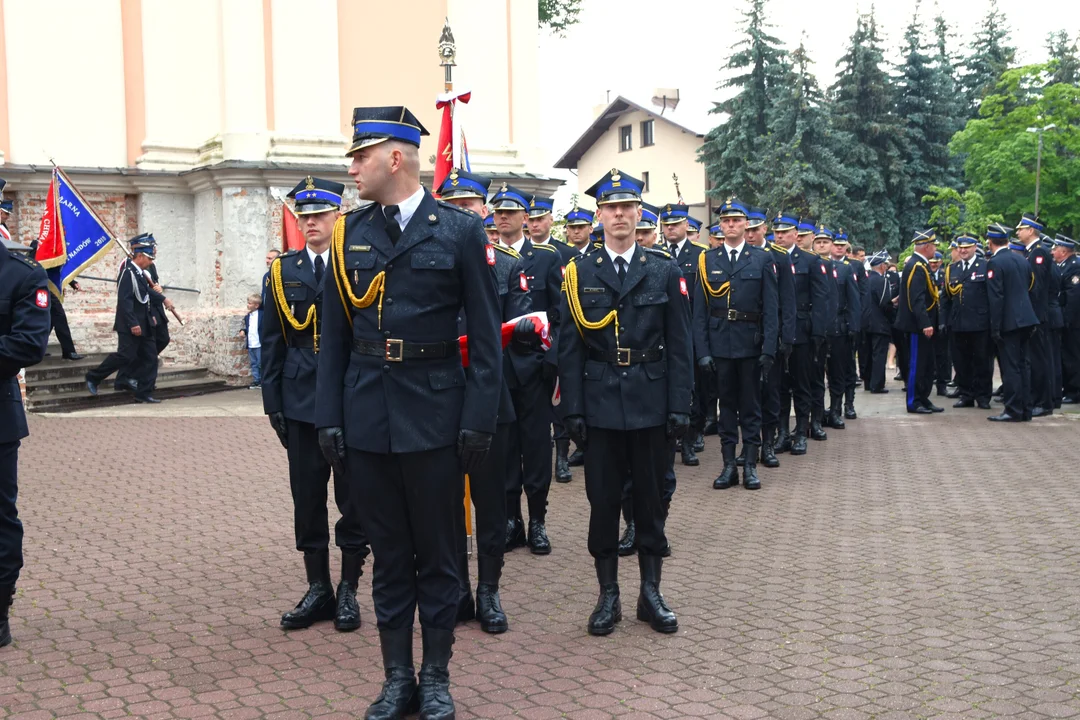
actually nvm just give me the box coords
[490,183,562,556]
[1054,236,1080,403]
[695,198,779,491]
[0,236,51,648]
[986,224,1040,421]
[85,236,162,403]
[262,177,369,634]
[527,196,576,264]
[316,106,501,720]
[560,168,691,637]
[942,236,992,409]
[863,253,895,393]
[1016,213,1059,416]
[896,230,944,414]
[825,230,861,429]
[116,234,174,396]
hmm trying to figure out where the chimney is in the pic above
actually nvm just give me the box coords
[651,88,680,115]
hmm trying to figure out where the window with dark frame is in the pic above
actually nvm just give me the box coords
[641,119,655,147]
[642,171,650,193]
[619,125,632,152]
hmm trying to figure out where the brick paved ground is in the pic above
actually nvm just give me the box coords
[4,381,1080,719]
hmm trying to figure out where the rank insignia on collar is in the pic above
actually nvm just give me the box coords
[429,213,437,222]
[297,258,303,265]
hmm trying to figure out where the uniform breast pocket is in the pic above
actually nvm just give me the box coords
[632,292,668,307]
[283,286,308,303]
[346,253,381,291]
[582,292,612,321]
[412,253,456,271]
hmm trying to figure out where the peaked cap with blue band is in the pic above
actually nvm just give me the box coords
[912,228,937,245]
[747,207,767,228]
[772,212,799,231]
[528,196,555,218]
[437,168,490,201]
[955,234,979,247]
[130,232,157,256]
[709,223,723,238]
[483,214,496,228]
[347,106,429,155]
[585,169,644,206]
[797,218,817,235]
[814,224,833,240]
[489,183,532,211]
[288,176,345,216]
[1054,234,1076,248]
[1016,212,1045,232]
[565,206,595,226]
[639,202,660,229]
[659,203,689,224]
[592,223,605,240]
[986,223,1010,240]
[1009,241,1027,251]
[687,216,702,232]
[833,228,850,245]
[715,197,749,219]
[0,200,11,214]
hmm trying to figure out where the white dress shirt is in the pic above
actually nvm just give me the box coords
[724,240,747,263]
[386,186,426,232]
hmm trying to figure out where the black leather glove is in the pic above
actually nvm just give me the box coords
[758,353,774,377]
[317,427,347,477]
[697,355,716,374]
[666,412,690,439]
[457,429,493,474]
[565,415,587,449]
[510,316,542,355]
[267,412,288,449]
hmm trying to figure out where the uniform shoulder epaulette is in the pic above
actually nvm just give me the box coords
[343,203,376,217]
[691,241,709,250]
[493,243,520,259]
[11,253,41,269]
[769,242,787,254]
[279,249,300,258]
[645,246,673,259]
[533,242,558,253]
[568,252,586,264]
[435,199,473,216]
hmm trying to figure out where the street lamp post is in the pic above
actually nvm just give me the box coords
[1026,123,1057,216]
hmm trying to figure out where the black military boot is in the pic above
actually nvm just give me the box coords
[588,557,621,636]
[827,399,846,429]
[281,550,337,629]
[713,444,739,489]
[692,432,705,453]
[618,498,636,556]
[735,445,747,468]
[845,388,858,418]
[475,555,508,634]
[505,496,526,551]
[1,585,13,648]
[680,438,699,466]
[775,423,792,454]
[636,555,678,633]
[365,628,419,720]
[455,550,475,625]
[810,411,828,441]
[526,496,551,555]
[554,439,572,483]
[760,429,779,468]
[742,445,761,490]
[417,628,455,720]
[790,418,808,456]
[567,445,585,467]
[335,551,364,632]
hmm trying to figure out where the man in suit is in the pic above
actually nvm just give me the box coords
[986,224,1040,421]
[316,107,501,720]
[695,198,779,491]
[560,169,691,636]
[262,177,369,633]
[863,253,895,393]
[895,230,943,414]
[1016,213,1059,416]
[942,235,992,409]
[0,238,51,647]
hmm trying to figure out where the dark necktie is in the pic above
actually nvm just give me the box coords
[615,256,627,282]
[730,249,738,266]
[383,205,401,243]
[314,255,324,286]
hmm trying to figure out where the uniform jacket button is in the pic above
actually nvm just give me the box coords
[385,298,393,305]
[383,365,390,372]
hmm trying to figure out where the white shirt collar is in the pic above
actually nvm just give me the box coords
[605,243,636,267]
[387,186,426,231]
[992,246,1008,256]
[723,240,746,259]
[672,238,688,255]
[503,236,526,255]
[306,246,330,266]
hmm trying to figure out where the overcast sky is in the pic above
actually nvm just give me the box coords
[536,0,1079,200]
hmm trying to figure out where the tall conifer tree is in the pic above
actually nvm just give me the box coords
[960,0,1016,113]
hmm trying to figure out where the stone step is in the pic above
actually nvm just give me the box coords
[26,377,232,413]
[26,366,211,398]
[26,354,123,381]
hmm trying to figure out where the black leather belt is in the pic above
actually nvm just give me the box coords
[711,308,761,322]
[353,338,459,362]
[587,347,663,366]
[289,336,315,349]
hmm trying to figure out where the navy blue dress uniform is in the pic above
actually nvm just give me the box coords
[558,169,691,637]
[660,203,708,466]
[825,233,861,429]
[754,217,796,468]
[529,195,577,264]
[808,225,839,438]
[694,198,779,491]
[986,228,1040,421]
[863,254,896,393]
[928,253,953,396]
[942,236,992,408]
[116,244,170,395]
[1056,236,1080,402]
[491,185,562,556]
[85,237,162,402]
[261,177,369,633]
[834,231,865,418]
[1017,214,1059,416]
[895,230,943,414]
[315,106,501,720]
[774,214,830,456]
[0,244,50,648]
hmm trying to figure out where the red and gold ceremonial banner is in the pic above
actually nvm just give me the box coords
[433,90,472,194]
[34,169,64,269]
[281,202,305,252]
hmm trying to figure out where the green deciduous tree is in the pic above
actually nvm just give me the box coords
[538,0,582,36]
[951,63,1080,237]
[921,186,1004,240]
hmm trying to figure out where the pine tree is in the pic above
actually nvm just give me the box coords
[757,42,849,222]
[1048,31,1080,85]
[828,10,908,249]
[700,0,790,203]
[960,0,1016,114]
[931,13,966,187]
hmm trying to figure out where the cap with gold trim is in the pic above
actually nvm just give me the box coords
[584,169,644,205]
[436,168,490,201]
[347,106,429,155]
[489,183,532,212]
[715,197,749,219]
[288,176,345,216]
[528,196,555,218]
[638,202,660,230]
[911,228,937,246]
[565,206,595,226]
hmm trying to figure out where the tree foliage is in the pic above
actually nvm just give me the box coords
[959,0,1016,113]
[538,0,582,36]
[921,186,1004,240]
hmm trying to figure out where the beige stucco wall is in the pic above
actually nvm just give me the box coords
[577,109,705,208]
